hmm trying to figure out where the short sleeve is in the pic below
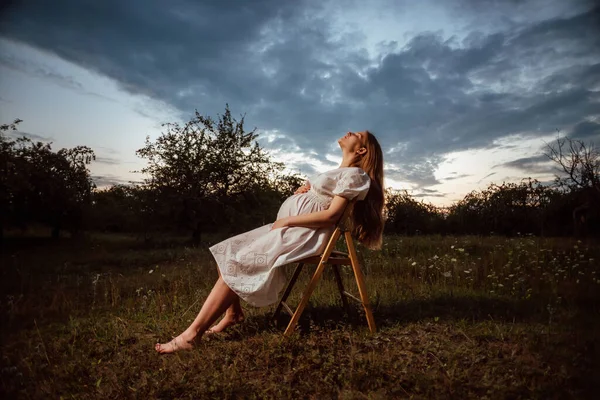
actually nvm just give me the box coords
[332,168,371,201]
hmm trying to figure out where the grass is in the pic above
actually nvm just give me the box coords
[1,231,599,399]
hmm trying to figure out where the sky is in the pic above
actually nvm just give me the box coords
[0,0,599,206]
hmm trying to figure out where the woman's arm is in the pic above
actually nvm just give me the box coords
[271,196,348,229]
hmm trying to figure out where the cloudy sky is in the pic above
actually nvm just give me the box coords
[1,0,599,206]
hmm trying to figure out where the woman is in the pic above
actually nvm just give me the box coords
[155,130,384,353]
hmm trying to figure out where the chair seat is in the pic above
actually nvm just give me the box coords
[297,250,350,265]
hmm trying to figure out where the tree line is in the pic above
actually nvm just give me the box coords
[1,106,598,243]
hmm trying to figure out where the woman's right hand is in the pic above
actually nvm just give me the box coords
[294,183,310,195]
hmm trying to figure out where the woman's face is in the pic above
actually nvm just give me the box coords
[338,131,367,152]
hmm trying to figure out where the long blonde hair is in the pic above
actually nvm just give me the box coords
[350,131,384,250]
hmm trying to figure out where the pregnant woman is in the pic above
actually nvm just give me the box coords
[155,130,384,353]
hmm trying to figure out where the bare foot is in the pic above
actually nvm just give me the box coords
[155,333,195,354]
[206,313,245,335]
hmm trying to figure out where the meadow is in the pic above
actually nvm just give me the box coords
[1,231,599,399]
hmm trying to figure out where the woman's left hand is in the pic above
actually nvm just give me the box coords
[271,218,289,230]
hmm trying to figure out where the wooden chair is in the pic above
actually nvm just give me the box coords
[272,199,377,336]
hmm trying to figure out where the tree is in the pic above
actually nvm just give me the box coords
[0,119,24,240]
[446,179,559,236]
[545,134,600,236]
[546,134,599,193]
[0,119,96,239]
[384,188,445,235]
[135,104,290,243]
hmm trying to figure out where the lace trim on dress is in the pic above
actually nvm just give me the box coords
[306,189,331,208]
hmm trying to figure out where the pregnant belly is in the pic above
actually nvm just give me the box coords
[276,192,328,220]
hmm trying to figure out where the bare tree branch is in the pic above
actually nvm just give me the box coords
[544,131,599,194]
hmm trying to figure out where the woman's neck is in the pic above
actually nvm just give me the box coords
[340,152,358,168]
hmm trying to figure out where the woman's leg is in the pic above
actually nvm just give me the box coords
[207,265,245,333]
[155,276,239,353]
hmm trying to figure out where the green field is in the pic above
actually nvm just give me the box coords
[1,232,599,399]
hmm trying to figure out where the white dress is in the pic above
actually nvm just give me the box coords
[209,167,371,307]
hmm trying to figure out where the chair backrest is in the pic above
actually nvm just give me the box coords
[335,199,357,233]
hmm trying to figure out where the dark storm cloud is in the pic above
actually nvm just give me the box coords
[409,188,447,198]
[7,129,52,141]
[443,173,472,181]
[570,120,600,142]
[1,1,599,192]
[478,172,497,183]
[292,163,320,177]
[0,52,83,91]
[258,135,299,153]
[1,0,311,110]
[0,50,117,102]
[96,146,121,155]
[497,154,556,174]
[95,156,121,165]
[385,154,444,186]
[92,174,137,187]
[413,192,447,198]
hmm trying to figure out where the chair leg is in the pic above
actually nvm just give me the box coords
[345,231,377,334]
[272,263,305,321]
[283,229,341,336]
[332,264,351,317]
